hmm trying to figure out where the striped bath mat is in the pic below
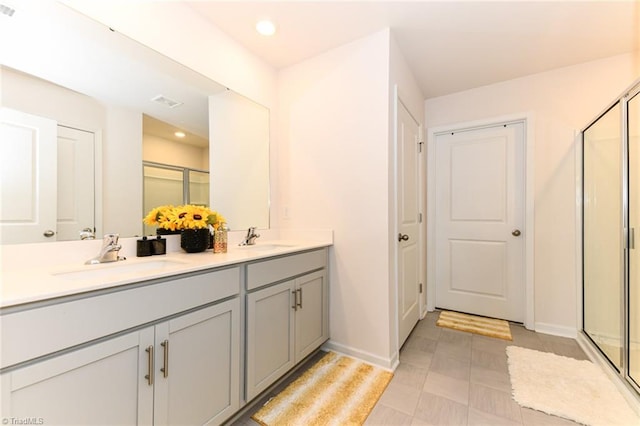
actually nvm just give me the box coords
[251,351,392,426]
[437,310,512,340]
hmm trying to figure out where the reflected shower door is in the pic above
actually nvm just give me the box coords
[629,92,639,386]
[583,102,623,370]
[143,165,184,235]
[189,170,210,206]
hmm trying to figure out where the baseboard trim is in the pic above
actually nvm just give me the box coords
[534,322,577,338]
[322,340,397,371]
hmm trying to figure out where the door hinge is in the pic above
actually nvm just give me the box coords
[419,283,423,293]
[418,212,423,223]
[418,141,424,153]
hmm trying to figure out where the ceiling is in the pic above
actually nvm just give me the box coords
[188,1,639,99]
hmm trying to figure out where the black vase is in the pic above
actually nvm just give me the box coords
[157,228,181,236]
[180,228,210,253]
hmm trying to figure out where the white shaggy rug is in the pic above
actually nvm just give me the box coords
[506,346,640,426]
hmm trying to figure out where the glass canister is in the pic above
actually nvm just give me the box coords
[213,223,228,253]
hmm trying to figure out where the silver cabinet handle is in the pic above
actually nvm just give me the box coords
[512,229,521,237]
[43,230,55,237]
[160,340,169,378]
[297,288,303,309]
[145,345,154,386]
[292,290,297,311]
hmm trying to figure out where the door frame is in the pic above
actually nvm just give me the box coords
[426,113,535,329]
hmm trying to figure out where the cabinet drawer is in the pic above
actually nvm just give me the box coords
[246,249,327,291]
[1,267,240,369]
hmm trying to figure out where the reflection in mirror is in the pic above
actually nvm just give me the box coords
[210,90,270,230]
[0,1,270,243]
[142,162,210,236]
[1,67,99,245]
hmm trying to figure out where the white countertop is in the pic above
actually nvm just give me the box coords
[1,231,332,309]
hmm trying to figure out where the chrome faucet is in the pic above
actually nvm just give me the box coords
[239,227,260,246]
[85,233,124,264]
[79,227,95,240]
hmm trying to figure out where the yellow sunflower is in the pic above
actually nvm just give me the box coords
[144,204,225,230]
[143,205,174,228]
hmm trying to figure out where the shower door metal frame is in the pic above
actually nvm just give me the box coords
[581,79,640,398]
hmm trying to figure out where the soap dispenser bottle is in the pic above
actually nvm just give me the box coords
[136,236,152,257]
[152,235,167,255]
[213,223,228,253]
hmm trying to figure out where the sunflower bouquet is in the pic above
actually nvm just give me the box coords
[143,205,226,231]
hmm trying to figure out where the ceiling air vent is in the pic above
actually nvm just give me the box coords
[151,95,183,109]
[0,4,16,17]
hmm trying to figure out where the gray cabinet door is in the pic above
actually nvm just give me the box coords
[0,328,155,425]
[245,280,295,401]
[154,299,240,426]
[294,270,328,362]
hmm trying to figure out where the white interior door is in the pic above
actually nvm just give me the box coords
[397,100,421,346]
[0,107,57,244]
[435,123,525,322]
[57,125,95,241]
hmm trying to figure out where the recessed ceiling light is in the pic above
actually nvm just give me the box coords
[174,131,186,138]
[256,19,276,36]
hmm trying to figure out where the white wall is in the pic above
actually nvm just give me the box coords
[277,29,392,366]
[424,52,639,335]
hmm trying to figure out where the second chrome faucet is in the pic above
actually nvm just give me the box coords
[239,227,260,246]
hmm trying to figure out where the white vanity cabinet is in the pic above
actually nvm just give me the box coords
[0,267,241,426]
[245,249,329,401]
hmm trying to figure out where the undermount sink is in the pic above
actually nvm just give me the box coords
[53,259,187,281]
[237,243,295,251]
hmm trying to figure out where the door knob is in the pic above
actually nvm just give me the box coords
[398,233,409,242]
[43,230,55,237]
[512,229,521,237]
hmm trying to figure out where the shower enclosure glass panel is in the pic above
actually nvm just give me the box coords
[629,92,639,386]
[583,103,623,370]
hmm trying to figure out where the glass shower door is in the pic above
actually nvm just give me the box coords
[583,102,623,370]
[629,91,639,386]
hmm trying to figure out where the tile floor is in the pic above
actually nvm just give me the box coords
[233,311,587,425]
[364,311,585,425]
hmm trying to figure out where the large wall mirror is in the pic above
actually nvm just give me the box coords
[0,1,269,244]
